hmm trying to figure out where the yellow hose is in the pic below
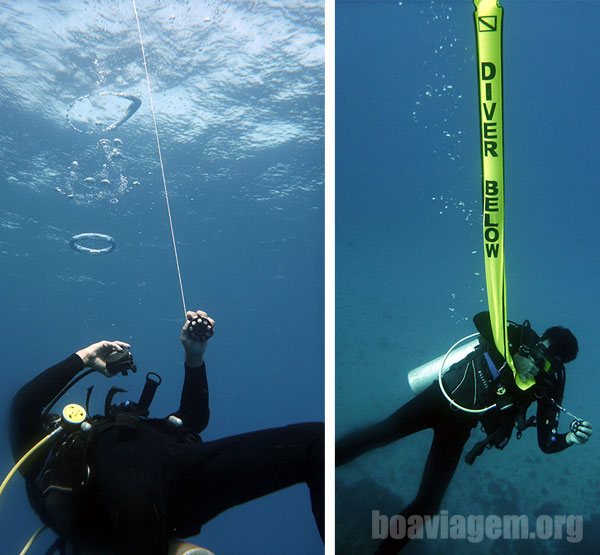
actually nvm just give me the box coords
[19,525,47,555]
[0,428,62,499]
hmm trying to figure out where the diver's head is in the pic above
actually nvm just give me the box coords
[540,326,578,364]
[515,326,577,379]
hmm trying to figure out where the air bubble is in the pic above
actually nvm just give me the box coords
[70,233,115,255]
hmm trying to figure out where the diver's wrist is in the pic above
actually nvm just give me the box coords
[184,353,204,367]
[75,349,91,367]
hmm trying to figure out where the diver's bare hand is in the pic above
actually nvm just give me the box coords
[76,340,131,376]
[181,309,215,366]
[566,421,593,446]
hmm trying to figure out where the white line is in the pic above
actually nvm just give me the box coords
[131,0,187,316]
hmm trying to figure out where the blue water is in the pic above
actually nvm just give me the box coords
[0,1,323,554]
[336,1,600,554]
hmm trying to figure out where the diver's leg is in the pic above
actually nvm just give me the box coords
[165,422,324,540]
[373,426,470,554]
[336,384,439,466]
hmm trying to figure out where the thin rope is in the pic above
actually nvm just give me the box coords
[131,0,187,316]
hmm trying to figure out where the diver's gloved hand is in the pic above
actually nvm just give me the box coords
[181,309,215,367]
[566,420,592,446]
[75,340,134,377]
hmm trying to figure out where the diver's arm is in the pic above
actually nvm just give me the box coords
[473,312,503,365]
[9,354,85,461]
[473,311,493,341]
[535,372,571,453]
[473,312,539,364]
[174,309,215,433]
[536,367,574,453]
[172,362,210,434]
[536,396,570,453]
[10,340,131,461]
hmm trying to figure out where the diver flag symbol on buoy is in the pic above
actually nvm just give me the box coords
[478,16,497,32]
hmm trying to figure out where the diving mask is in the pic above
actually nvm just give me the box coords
[518,342,562,374]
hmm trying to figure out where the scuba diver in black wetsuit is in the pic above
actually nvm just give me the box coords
[336,311,592,555]
[9,309,324,555]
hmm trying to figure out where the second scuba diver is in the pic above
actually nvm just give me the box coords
[9,309,324,555]
[336,311,592,555]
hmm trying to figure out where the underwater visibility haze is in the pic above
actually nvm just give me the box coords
[0,1,324,554]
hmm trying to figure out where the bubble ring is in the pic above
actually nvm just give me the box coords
[67,92,141,134]
[69,233,116,255]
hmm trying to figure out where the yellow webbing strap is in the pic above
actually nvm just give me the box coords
[473,0,532,390]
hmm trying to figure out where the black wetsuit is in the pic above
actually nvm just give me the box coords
[336,312,569,555]
[10,355,324,555]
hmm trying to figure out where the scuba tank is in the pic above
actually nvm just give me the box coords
[407,335,480,395]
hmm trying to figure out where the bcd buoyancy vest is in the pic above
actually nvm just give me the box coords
[441,343,545,464]
[30,373,199,539]
[441,344,522,411]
